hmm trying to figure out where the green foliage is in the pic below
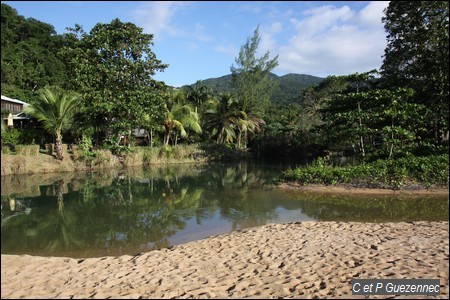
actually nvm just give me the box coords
[75,134,100,166]
[163,101,202,146]
[60,19,168,142]
[282,154,449,188]
[381,1,449,144]
[159,145,174,159]
[101,135,131,155]
[15,128,49,145]
[25,85,81,160]
[321,86,428,160]
[230,25,279,115]
[2,128,21,145]
[25,86,81,136]
[79,134,93,154]
[204,93,239,145]
[203,91,265,150]
[1,4,67,99]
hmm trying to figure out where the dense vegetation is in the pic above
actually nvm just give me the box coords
[187,73,324,107]
[1,2,448,187]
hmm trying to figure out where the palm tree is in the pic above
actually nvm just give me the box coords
[204,93,245,145]
[163,103,202,146]
[236,110,265,149]
[25,86,82,160]
[185,81,213,109]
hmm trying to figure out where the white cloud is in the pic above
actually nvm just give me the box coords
[358,1,390,27]
[131,1,188,39]
[274,1,389,77]
[259,22,283,55]
[294,5,353,38]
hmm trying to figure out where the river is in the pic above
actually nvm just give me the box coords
[1,161,448,258]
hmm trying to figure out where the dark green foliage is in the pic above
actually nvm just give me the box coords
[282,154,449,188]
[381,1,449,144]
[60,19,168,145]
[2,128,21,146]
[1,3,67,103]
[271,73,324,106]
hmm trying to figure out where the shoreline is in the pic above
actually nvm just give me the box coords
[2,221,449,299]
[277,182,450,195]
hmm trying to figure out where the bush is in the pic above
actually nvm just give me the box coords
[159,145,174,159]
[281,154,449,188]
[2,128,21,146]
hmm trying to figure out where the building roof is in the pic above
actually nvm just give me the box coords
[1,95,29,106]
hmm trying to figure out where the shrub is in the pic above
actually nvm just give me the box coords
[159,145,174,159]
[2,128,20,146]
[281,154,449,188]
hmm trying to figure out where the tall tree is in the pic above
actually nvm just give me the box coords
[60,19,168,144]
[25,86,81,160]
[381,1,449,144]
[230,25,279,115]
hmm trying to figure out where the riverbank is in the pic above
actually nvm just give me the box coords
[1,221,448,299]
[278,182,450,195]
[280,154,449,192]
[0,143,248,176]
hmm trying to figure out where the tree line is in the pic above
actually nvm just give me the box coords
[1,2,448,163]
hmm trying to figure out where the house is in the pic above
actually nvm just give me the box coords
[1,95,29,113]
[1,95,35,128]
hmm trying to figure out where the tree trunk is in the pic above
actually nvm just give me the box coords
[55,132,64,160]
[357,102,365,157]
[388,117,395,160]
[150,129,153,148]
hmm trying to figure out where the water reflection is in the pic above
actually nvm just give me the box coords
[1,162,448,258]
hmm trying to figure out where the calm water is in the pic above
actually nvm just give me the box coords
[1,162,448,258]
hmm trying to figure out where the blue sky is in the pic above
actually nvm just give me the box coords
[4,1,390,87]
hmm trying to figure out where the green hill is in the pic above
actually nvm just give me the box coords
[184,73,324,106]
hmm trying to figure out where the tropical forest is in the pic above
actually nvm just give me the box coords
[1,2,448,189]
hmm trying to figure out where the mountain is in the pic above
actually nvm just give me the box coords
[184,73,324,106]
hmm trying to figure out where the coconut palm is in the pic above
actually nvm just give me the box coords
[184,81,213,109]
[204,93,244,145]
[236,110,266,149]
[163,102,202,146]
[25,86,82,160]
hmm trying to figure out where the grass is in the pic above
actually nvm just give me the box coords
[1,143,222,175]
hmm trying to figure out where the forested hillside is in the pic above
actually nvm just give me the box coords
[185,73,324,106]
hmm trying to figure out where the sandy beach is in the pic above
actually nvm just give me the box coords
[1,221,448,299]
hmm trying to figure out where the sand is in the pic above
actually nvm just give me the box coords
[278,182,450,195]
[1,221,448,299]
